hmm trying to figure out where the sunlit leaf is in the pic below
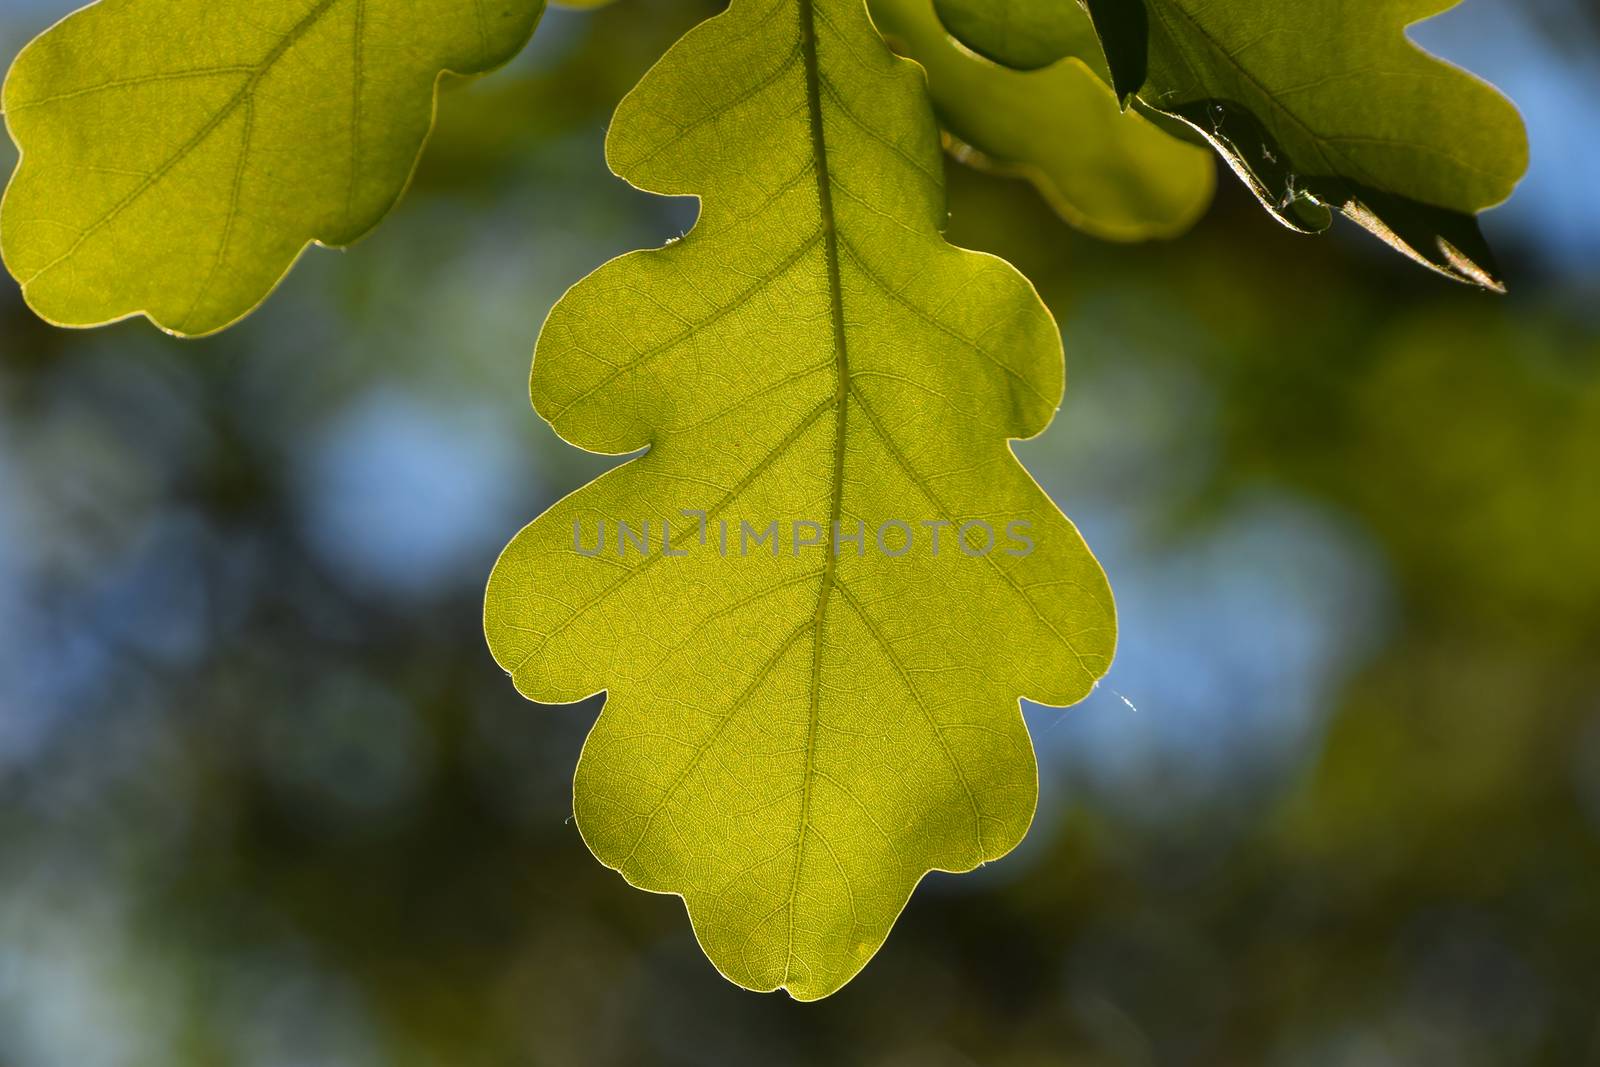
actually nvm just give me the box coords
[484,0,1115,999]
[1,0,545,336]
[873,0,1213,241]
[948,0,1529,289]
[930,0,1084,70]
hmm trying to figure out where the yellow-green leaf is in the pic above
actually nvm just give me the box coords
[872,0,1213,241]
[1,0,545,336]
[484,0,1115,999]
[930,0,1084,70]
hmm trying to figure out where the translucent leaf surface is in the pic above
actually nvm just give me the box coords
[1,0,545,335]
[484,0,1115,999]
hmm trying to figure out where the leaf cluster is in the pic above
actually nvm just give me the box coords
[0,0,1529,999]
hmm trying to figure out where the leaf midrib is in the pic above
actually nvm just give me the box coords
[787,0,850,985]
[782,0,997,989]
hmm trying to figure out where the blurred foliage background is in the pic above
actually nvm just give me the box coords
[2,0,1599,1063]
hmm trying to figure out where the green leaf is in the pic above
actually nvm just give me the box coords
[873,0,1213,241]
[930,0,1086,70]
[950,0,1528,289]
[1,0,545,336]
[1097,0,1528,288]
[484,0,1114,999]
